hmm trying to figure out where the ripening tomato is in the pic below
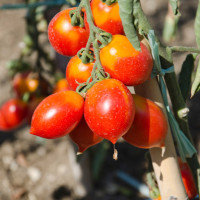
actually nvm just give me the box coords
[88,0,123,35]
[48,8,89,57]
[123,94,168,148]
[100,35,153,86]
[13,72,39,97]
[0,109,9,131]
[178,158,198,200]
[1,99,28,129]
[69,117,103,153]
[53,78,71,93]
[30,91,84,139]
[84,79,135,144]
[66,55,94,91]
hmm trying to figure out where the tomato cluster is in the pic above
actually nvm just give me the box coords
[31,0,168,154]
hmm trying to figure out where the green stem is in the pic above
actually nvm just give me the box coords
[170,46,200,53]
[134,0,199,185]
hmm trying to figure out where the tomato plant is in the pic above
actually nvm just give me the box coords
[66,55,94,91]
[100,35,153,86]
[84,79,135,144]
[53,78,71,93]
[30,91,84,139]
[69,117,103,153]
[48,8,89,57]
[87,0,123,35]
[0,99,28,130]
[123,94,168,148]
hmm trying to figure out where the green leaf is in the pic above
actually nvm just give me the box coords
[178,54,194,101]
[195,0,200,48]
[191,59,200,97]
[118,0,141,51]
[169,0,181,16]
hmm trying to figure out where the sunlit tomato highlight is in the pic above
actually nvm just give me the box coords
[48,8,89,57]
[66,55,94,91]
[123,94,168,148]
[84,79,135,144]
[90,0,123,35]
[30,91,84,139]
[100,35,153,86]
[69,117,103,153]
[1,99,28,129]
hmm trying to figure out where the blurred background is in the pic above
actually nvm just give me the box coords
[0,0,199,199]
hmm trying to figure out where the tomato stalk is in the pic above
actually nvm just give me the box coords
[132,0,200,190]
[73,0,112,96]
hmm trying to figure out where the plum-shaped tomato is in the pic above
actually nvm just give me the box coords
[178,158,198,200]
[123,94,168,148]
[84,79,135,144]
[48,8,89,57]
[30,91,84,139]
[89,0,123,35]
[100,35,153,86]
[66,55,94,91]
[69,117,103,153]
[1,99,28,130]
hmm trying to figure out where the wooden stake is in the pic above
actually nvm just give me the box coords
[134,78,187,200]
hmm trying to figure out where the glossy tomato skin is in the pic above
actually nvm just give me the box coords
[89,0,123,35]
[178,158,198,200]
[100,35,153,86]
[13,72,39,97]
[30,91,84,139]
[53,78,71,93]
[0,109,9,131]
[84,79,135,144]
[66,55,94,91]
[69,117,103,153]
[1,99,28,129]
[123,94,168,148]
[48,8,89,57]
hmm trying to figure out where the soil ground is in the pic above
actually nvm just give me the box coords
[0,0,199,200]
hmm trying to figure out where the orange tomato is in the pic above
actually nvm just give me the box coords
[53,78,70,93]
[89,0,123,35]
[66,55,94,91]
[100,35,153,86]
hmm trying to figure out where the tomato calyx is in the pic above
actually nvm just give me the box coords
[77,48,95,64]
[101,0,118,6]
[69,9,85,28]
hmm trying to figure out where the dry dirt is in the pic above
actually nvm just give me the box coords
[0,0,199,200]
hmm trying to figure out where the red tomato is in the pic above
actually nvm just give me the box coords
[123,94,168,148]
[48,8,89,57]
[84,79,135,144]
[178,158,198,200]
[1,99,28,129]
[0,109,9,131]
[30,91,84,139]
[13,72,39,97]
[53,78,71,93]
[88,0,123,35]
[69,117,103,153]
[66,55,94,91]
[100,35,153,86]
